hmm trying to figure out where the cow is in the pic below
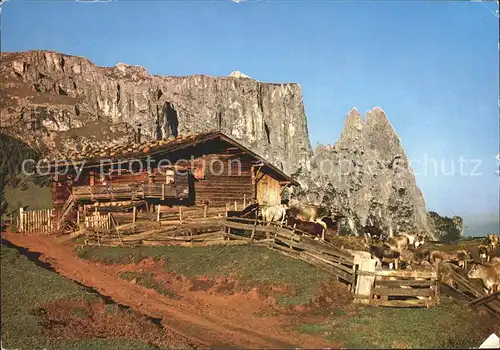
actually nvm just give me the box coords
[363,225,387,244]
[364,243,401,269]
[383,234,410,254]
[400,232,427,250]
[414,232,428,249]
[398,247,430,268]
[410,246,431,266]
[430,250,472,269]
[288,216,327,241]
[321,216,342,236]
[487,234,500,251]
[287,199,329,231]
[478,245,491,263]
[260,204,287,226]
[467,263,500,295]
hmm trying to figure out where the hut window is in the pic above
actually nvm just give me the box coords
[165,169,175,184]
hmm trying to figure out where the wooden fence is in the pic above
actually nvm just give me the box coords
[18,208,54,234]
[84,212,111,231]
[439,262,500,316]
[353,260,439,307]
[81,214,357,284]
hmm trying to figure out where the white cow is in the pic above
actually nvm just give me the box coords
[260,204,288,226]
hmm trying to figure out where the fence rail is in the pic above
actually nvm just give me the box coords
[18,208,54,234]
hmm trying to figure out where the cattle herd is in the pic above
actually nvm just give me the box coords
[257,201,500,295]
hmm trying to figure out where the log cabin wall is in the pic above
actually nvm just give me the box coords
[151,140,257,215]
[192,153,255,209]
[256,172,282,206]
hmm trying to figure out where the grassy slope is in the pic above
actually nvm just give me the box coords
[298,301,499,349]
[76,245,333,306]
[77,243,500,348]
[0,243,156,349]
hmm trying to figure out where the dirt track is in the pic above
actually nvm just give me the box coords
[3,232,339,349]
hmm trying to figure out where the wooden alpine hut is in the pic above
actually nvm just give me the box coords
[47,131,298,231]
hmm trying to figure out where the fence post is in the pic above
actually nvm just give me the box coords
[157,205,161,222]
[243,194,246,208]
[234,201,237,211]
[354,258,377,304]
[49,209,52,234]
[133,206,137,224]
[250,215,258,243]
[19,208,24,232]
[76,207,80,231]
[179,206,183,223]
[203,204,207,218]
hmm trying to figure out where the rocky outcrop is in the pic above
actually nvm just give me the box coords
[428,211,464,242]
[289,108,433,239]
[0,51,311,174]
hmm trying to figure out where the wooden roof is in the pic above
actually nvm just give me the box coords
[48,131,299,186]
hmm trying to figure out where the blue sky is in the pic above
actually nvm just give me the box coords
[2,0,499,234]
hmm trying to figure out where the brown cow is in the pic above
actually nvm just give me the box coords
[487,234,500,251]
[430,250,472,269]
[467,263,500,295]
[288,216,327,241]
[383,234,410,254]
[287,199,329,230]
[401,247,431,267]
[365,243,401,269]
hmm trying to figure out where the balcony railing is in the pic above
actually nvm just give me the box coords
[143,183,189,199]
[72,182,189,201]
[72,184,144,201]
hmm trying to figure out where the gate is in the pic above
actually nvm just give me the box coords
[84,212,111,230]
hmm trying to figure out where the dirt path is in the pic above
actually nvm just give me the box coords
[3,232,339,349]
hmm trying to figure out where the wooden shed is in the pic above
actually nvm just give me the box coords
[48,131,298,227]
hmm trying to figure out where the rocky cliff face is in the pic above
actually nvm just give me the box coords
[0,51,311,175]
[289,108,433,238]
[1,50,432,237]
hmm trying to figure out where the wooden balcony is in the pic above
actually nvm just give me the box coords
[72,183,189,201]
[72,184,145,201]
[143,183,190,199]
